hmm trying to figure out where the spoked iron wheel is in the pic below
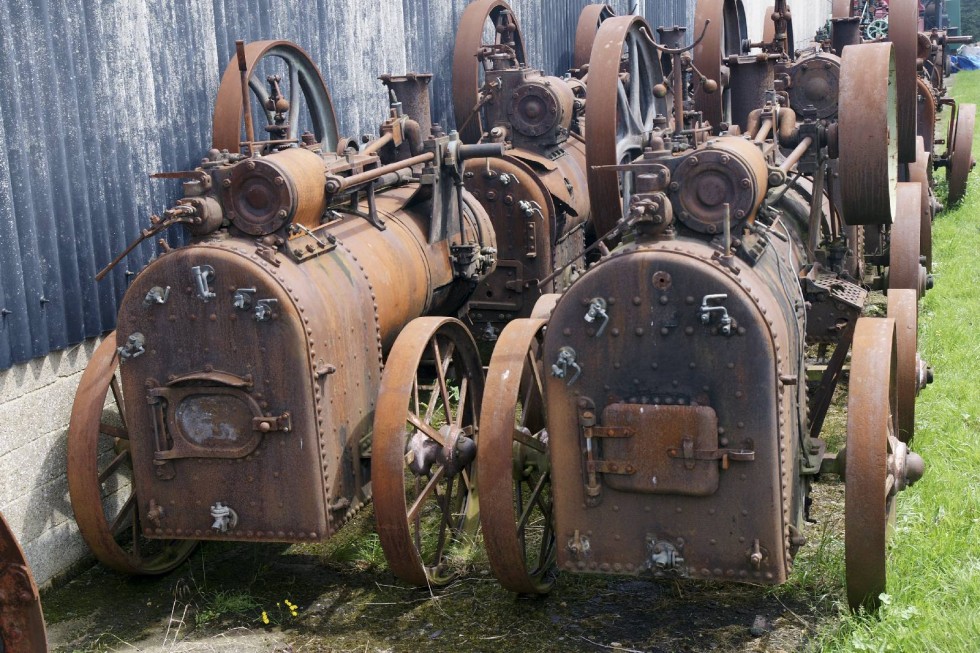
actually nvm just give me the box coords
[373,318,485,586]
[838,42,899,225]
[212,40,340,154]
[585,15,667,237]
[573,4,616,70]
[887,182,926,298]
[478,319,556,595]
[0,511,48,653]
[452,0,528,144]
[887,289,922,444]
[947,103,976,205]
[844,317,899,611]
[67,335,197,574]
[693,0,748,132]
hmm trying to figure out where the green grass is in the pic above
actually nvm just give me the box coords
[812,70,980,652]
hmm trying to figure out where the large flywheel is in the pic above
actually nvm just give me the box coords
[887,289,928,444]
[889,0,920,163]
[887,182,928,298]
[585,15,667,237]
[838,42,899,225]
[693,0,748,132]
[452,0,528,144]
[372,318,485,587]
[67,335,198,574]
[212,40,339,154]
[908,136,934,271]
[478,319,556,595]
[946,103,977,205]
[573,4,617,71]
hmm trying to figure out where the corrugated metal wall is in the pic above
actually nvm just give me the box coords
[0,0,696,371]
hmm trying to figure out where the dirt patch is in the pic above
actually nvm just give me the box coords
[42,485,849,653]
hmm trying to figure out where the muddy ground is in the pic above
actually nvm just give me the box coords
[42,477,848,653]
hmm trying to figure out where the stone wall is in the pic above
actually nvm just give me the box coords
[0,338,102,586]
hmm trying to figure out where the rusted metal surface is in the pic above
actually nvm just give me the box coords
[838,42,898,225]
[908,136,934,271]
[917,77,939,156]
[585,16,666,238]
[0,512,47,653]
[478,318,556,594]
[832,0,853,18]
[573,4,617,70]
[372,318,484,586]
[887,182,926,297]
[947,103,976,204]
[452,0,527,145]
[693,0,747,132]
[542,236,801,584]
[890,0,920,164]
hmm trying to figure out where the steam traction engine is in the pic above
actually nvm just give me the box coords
[67,40,502,584]
[477,3,928,611]
[451,0,593,341]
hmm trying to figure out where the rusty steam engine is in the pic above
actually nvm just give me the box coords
[57,0,971,633]
[476,0,960,612]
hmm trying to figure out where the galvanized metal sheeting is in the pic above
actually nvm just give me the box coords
[0,0,690,370]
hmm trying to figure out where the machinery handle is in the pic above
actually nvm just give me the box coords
[457,143,505,161]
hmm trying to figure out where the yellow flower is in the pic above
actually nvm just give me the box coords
[261,611,270,625]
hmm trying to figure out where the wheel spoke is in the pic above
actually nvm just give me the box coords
[406,466,447,523]
[248,78,275,129]
[110,375,127,429]
[110,493,136,536]
[99,422,128,440]
[513,427,547,454]
[98,449,131,484]
[431,338,456,427]
[406,413,449,448]
[454,377,469,429]
[288,61,301,138]
[516,473,549,535]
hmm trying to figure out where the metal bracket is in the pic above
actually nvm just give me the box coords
[666,437,755,470]
[143,286,171,306]
[254,298,279,321]
[698,294,733,335]
[584,297,610,337]
[117,333,146,361]
[191,265,216,301]
[551,346,582,385]
[252,412,292,434]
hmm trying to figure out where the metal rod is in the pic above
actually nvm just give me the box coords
[754,119,773,143]
[723,203,732,256]
[328,152,435,194]
[779,136,814,173]
[361,132,394,155]
[236,41,255,155]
